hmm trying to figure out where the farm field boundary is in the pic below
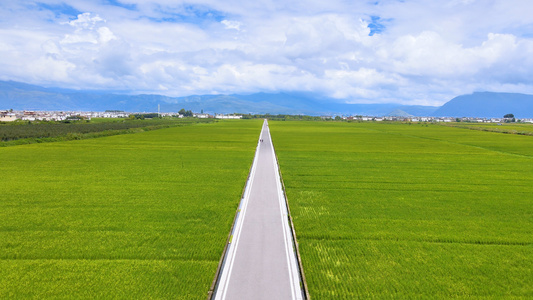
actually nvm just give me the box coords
[441,122,533,136]
[271,133,311,299]
[207,125,261,299]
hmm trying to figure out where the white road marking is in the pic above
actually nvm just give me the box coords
[267,121,303,300]
[214,128,262,300]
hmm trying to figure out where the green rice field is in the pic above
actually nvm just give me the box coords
[446,122,533,135]
[269,121,533,299]
[0,119,261,299]
[3,119,532,299]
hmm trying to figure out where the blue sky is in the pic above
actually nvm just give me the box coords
[1,0,533,105]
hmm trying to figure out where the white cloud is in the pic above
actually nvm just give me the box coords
[0,0,533,105]
[98,27,117,43]
[221,20,242,31]
[67,12,104,29]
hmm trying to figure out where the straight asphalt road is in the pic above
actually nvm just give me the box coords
[213,120,304,300]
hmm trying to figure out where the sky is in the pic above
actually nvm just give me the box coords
[1,0,533,106]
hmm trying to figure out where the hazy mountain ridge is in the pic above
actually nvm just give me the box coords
[2,80,533,117]
[433,92,533,118]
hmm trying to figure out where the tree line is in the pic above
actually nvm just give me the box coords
[0,118,204,142]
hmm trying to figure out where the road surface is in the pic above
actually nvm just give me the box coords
[213,120,304,300]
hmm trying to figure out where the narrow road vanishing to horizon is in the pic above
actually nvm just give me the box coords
[212,120,305,300]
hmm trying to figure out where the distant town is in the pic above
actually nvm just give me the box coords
[1,109,532,123]
[0,110,243,122]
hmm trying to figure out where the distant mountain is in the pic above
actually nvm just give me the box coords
[0,80,172,112]
[0,80,439,116]
[399,105,438,117]
[6,80,532,118]
[171,93,438,116]
[387,109,413,117]
[433,92,533,118]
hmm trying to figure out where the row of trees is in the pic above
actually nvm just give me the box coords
[0,119,180,142]
[240,114,322,121]
[129,113,160,120]
[128,109,193,120]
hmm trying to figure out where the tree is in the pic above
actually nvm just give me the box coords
[178,108,193,117]
[503,113,515,123]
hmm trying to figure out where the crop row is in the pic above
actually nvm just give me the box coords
[270,121,533,298]
[0,118,212,143]
[444,122,533,136]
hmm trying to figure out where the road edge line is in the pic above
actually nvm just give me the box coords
[206,121,264,300]
[268,124,298,299]
[269,122,311,300]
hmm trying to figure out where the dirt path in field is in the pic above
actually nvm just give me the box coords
[210,120,306,300]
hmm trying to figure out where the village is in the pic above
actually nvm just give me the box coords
[336,115,533,123]
[0,110,243,122]
[1,109,532,123]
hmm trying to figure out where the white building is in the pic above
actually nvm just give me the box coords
[195,113,211,118]
[215,114,242,119]
[0,112,17,122]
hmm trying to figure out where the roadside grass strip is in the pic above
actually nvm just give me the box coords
[269,121,533,299]
[0,120,261,299]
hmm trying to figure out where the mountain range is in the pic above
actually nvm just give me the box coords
[1,80,533,118]
[433,92,533,118]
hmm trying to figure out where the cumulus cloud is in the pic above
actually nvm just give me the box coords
[0,0,533,104]
[221,20,242,31]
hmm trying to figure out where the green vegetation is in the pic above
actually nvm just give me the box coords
[0,118,212,146]
[503,113,516,122]
[270,121,533,298]
[443,121,533,136]
[241,114,323,121]
[178,109,194,117]
[129,113,162,119]
[0,120,261,299]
